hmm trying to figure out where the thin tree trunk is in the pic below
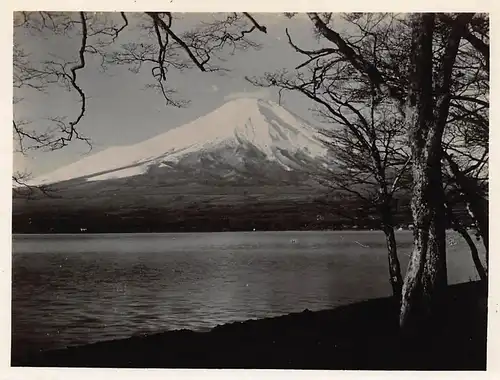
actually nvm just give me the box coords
[444,152,489,256]
[380,203,403,299]
[455,222,487,283]
[384,226,404,299]
[446,203,487,283]
[466,201,488,275]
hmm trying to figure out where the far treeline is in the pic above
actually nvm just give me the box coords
[14,13,488,342]
[13,195,474,234]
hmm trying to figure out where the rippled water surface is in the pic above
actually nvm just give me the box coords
[12,231,483,357]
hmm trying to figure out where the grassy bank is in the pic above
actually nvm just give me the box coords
[12,281,487,370]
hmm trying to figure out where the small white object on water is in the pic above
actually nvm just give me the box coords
[290,238,297,244]
[355,241,370,248]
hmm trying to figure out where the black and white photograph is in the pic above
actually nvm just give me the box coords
[8,6,491,372]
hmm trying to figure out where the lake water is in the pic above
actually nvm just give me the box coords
[11,231,484,358]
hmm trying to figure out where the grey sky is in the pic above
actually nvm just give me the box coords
[14,13,345,177]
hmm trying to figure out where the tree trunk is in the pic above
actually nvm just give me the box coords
[380,203,403,299]
[456,222,487,283]
[384,226,404,299]
[399,14,449,335]
[444,152,489,256]
[399,13,472,335]
[446,204,487,284]
[466,199,489,268]
[399,156,448,333]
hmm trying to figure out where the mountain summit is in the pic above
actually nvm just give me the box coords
[32,98,331,186]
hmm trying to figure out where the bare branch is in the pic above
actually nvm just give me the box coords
[433,13,476,140]
[438,13,489,69]
[307,12,404,103]
[114,12,129,42]
[390,156,412,195]
[242,12,267,33]
[12,172,60,200]
[146,12,207,72]
[451,95,488,107]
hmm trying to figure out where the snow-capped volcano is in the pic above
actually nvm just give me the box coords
[32,98,331,186]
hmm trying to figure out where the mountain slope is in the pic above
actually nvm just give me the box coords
[32,98,331,186]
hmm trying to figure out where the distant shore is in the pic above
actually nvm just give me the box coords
[12,229,412,234]
[12,281,487,370]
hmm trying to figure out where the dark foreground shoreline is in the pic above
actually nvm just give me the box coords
[12,281,487,370]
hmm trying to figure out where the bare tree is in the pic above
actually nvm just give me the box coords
[247,19,411,298]
[442,13,488,249]
[296,12,487,333]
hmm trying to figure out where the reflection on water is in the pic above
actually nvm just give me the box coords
[12,231,483,357]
